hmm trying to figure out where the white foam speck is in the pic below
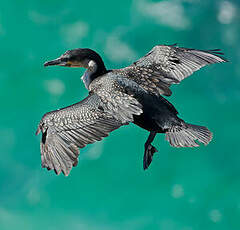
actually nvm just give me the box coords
[209,209,222,223]
[61,21,89,45]
[218,1,236,24]
[136,0,190,29]
[28,11,50,24]
[44,79,65,96]
[222,26,237,45]
[171,184,184,198]
[105,35,137,63]
[188,197,196,204]
[85,141,104,160]
[27,188,40,205]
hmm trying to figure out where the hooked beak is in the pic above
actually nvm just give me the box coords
[44,58,70,67]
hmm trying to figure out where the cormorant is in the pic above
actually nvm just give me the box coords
[36,44,227,176]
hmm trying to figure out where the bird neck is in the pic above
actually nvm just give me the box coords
[81,59,107,90]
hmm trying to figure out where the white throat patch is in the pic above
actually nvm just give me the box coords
[81,60,97,89]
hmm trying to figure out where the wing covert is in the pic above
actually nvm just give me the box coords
[89,73,143,123]
[118,44,227,96]
[36,94,123,176]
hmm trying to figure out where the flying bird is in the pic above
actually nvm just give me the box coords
[36,44,227,176]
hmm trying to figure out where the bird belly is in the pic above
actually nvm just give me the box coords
[133,113,165,133]
[132,94,180,133]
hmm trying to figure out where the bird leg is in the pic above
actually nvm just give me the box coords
[143,131,158,170]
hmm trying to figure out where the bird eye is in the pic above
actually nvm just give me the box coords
[61,57,68,62]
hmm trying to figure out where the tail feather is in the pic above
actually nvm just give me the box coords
[166,123,212,148]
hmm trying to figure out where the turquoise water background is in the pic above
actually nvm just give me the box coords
[0,0,240,229]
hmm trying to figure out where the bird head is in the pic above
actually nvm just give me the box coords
[44,48,103,68]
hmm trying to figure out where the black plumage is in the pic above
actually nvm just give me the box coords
[36,44,227,176]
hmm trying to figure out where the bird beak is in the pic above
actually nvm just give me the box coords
[44,58,71,67]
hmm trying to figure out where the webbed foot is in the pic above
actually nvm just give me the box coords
[143,144,158,170]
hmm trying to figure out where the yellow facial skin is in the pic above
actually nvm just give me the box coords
[67,60,83,67]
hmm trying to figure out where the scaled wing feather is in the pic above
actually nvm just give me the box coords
[89,73,143,123]
[118,44,227,96]
[36,94,123,176]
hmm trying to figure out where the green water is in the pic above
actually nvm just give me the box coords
[0,0,240,229]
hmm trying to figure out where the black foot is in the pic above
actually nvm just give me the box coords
[143,144,158,170]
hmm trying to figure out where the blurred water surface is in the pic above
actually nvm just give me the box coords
[0,0,240,229]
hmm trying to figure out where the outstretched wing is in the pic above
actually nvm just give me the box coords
[36,94,123,176]
[118,44,227,96]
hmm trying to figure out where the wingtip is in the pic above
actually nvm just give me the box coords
[169,45,229,63]
[43,162,72,176]
[62,168,71,177]
[217,55,229,63]
[35,126,41,135]
[54,169,62,176]
[205,49,229,63]
[42,166,68,176]
[221,55,229,63]
[164,43,178,47]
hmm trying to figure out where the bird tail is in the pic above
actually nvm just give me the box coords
[165,122,212,147]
